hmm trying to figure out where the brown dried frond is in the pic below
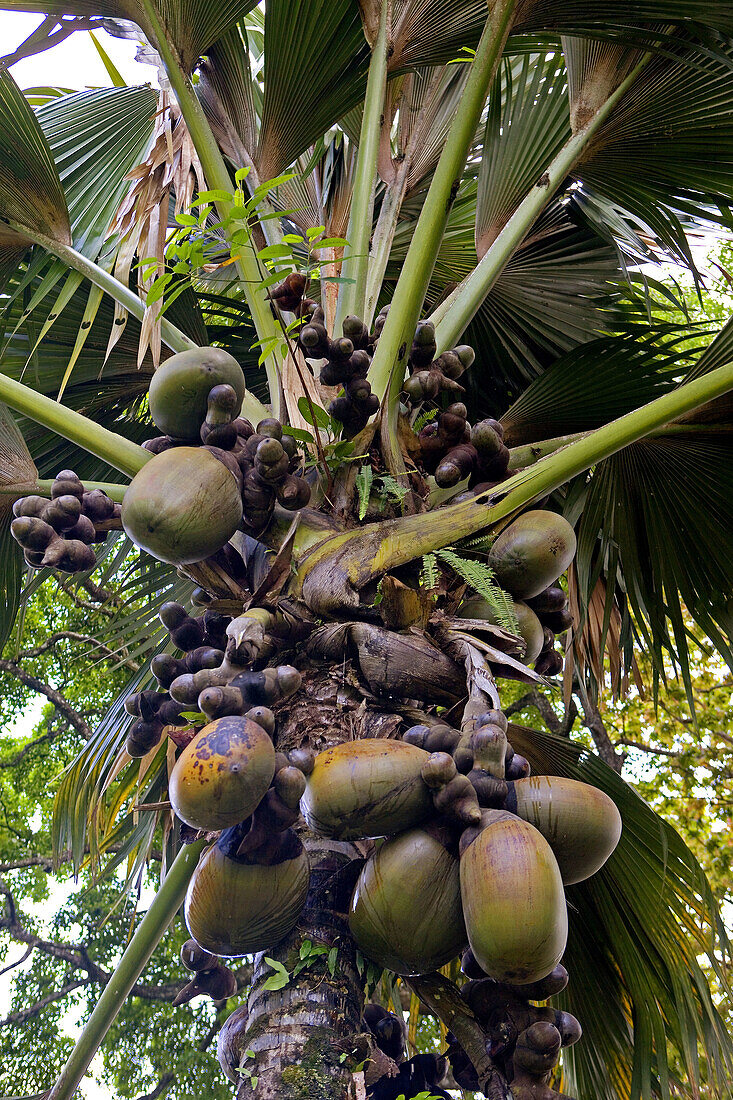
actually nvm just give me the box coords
[567,565,642,704]
[110,91,206,368]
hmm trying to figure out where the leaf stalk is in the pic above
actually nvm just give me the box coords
[47,840,205,1100]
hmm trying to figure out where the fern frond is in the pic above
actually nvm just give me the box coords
[421,553,439,591]
[457,531,498,553]
[436,548,519,633]
[412,406,439,433]
[356,464,374,521]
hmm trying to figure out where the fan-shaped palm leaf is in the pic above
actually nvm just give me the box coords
[510,721,733,1100]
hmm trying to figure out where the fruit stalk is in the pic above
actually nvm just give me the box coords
[48,839,205,1100]
[335,0,392,328]
[430,54,653,351]
[296,361,733,613]
[135,0,283,408]
[366,0,517,403]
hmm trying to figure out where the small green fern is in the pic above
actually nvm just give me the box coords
[436,548,519,633]
[356,464,374,520]
[421,552,439,590]
[457,530,498,553]
[412,406,439,433]
[376,474,409,511]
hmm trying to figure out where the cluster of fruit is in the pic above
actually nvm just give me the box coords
[449,954,579,1100]
[125,347,312,558]
[10,470,118,573]
[300,731,620,986]
[362,1003,452,1099]
[298,306,379,433]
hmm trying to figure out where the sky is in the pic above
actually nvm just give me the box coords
[0,19,158,1098]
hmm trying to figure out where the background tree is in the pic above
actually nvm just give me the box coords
[0,3,731,1100]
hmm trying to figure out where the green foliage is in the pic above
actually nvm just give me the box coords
[435,548,518,632]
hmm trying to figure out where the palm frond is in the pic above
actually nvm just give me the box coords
[576,43,733,268]
[255,0,369,178]
[0,68,70,256]
[476,51,570,256]
[37,84,158,259]
[509,721,733,1100]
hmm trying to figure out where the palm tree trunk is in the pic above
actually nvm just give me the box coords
[241,837,364,1100]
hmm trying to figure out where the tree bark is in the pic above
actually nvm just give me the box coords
[236,665,379,1100]
[241,838,365,1100]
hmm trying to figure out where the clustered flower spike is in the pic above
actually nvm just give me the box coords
[10,470,119,573]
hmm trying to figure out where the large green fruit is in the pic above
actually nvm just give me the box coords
[169,716,275,832]
[507,776,622,884]
[301,739,432,839]
[488,511,576,599]
[458,597,544,663]
[185,829,309,956]
[121,447,242,565]
[460,810,567,985]
[149,348,245,440]
[349,827,466,974]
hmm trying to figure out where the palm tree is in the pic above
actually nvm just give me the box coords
[0,2,732,1099]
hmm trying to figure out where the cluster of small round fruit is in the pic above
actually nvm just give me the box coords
[10,469,118,573]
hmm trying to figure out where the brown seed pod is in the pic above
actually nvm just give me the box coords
[459,810,567,985]
[513,1021,562,1074]
[506,776,622,884]
[184,829,309,956]
[349,826,466,975]
[169,715,276,831]
[121,447,243,565]
[180,938,217,971]
[301,739,433,839]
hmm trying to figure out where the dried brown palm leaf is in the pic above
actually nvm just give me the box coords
[111,91,205,367]
[566,565,642,702]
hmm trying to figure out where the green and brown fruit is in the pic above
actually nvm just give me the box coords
[148,347,246,440]
[507,776,622,884]
[121,447,242,564]
[169,715,276,832]
[488,511,576,599]
[349,826,467,974]
[184,828,309,956]
[460,810,567,985]
[458,597,545,663]
[301,739,433,839]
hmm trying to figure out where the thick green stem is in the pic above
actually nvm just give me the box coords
[335,0,392,330]
[48,840,205,1100]
[507,432,586,470]
[0,373,150,478]
[0,478,128,501]
[366,0,516,403]
[297,363,733,613]
[3,219,196,355]
[364,155,411,330]
[430,55,651,351]
[137,0,282,408]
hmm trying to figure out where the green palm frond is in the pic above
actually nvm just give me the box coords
[37,85,158,259]
[577,43,733,267]
[255,0,369,178]
[476,50,570,257]
[0,68,71,279]
[510,722,733,1100]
